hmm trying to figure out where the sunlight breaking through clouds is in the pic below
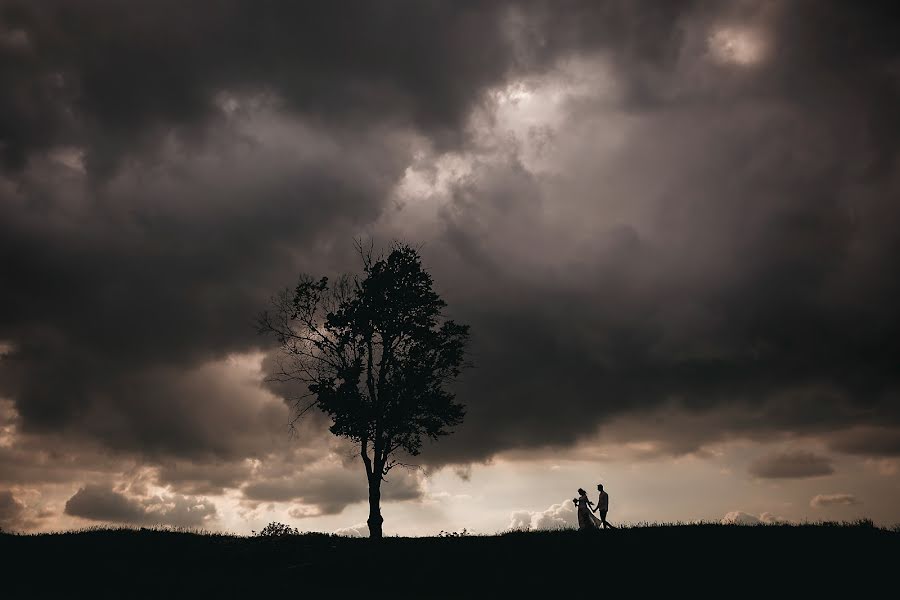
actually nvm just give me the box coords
[708,26,769,66]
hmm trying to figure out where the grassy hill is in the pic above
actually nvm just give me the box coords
[2,521,896,597]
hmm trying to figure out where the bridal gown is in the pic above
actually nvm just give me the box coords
[576,495,602,530]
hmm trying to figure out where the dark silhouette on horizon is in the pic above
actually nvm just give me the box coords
[257,242,470,538]
[4,523,897,596]
[593,483,616,529]
[574,484,616,531]
[575,488,604,531]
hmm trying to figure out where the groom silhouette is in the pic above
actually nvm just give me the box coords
[593,484,616,529]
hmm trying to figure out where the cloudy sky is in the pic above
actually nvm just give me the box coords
[2,1,899,535]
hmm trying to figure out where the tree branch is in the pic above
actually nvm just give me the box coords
[361,439,373,481]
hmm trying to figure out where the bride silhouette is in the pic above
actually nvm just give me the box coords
[574,488,603,531]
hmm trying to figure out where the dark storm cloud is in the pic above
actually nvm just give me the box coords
[64,484,216,527]
[827,427,900,458]
[156,460,254,496]
[0,123,399,458]
[64,485,148,523]
[1,0,899,489]
[748,451,834,479]
[0,0,520,173]
[408,0,900,464]
[0,0,543,466]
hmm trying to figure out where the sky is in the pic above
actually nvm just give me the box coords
[1,1,899,535]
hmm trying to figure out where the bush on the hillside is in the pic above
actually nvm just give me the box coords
[253,522,299,537]
[437,529,469,538]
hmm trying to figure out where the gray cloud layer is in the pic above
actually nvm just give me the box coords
[243,467,423,516]
[0,490,24,529]
[64,484,217,528]
[810,493,859,509]
[1,1,899,510]
[748,451,834,479]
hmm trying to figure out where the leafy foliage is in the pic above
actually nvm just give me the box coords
[437,528,469,537]
[253,522,300,537]
[258,242,470,537]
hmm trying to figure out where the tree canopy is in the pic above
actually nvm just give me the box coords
[258,243,469,538]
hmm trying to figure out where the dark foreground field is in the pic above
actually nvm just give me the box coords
[2,522,897,597]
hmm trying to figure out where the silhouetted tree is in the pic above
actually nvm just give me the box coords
[258,243,469,539]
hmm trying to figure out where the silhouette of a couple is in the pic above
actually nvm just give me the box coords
[574,484,616,531]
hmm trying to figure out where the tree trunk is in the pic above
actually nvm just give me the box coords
[367,475,384,539]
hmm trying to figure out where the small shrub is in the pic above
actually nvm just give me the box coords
[437,529,469,538]
[253,522,299,537]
